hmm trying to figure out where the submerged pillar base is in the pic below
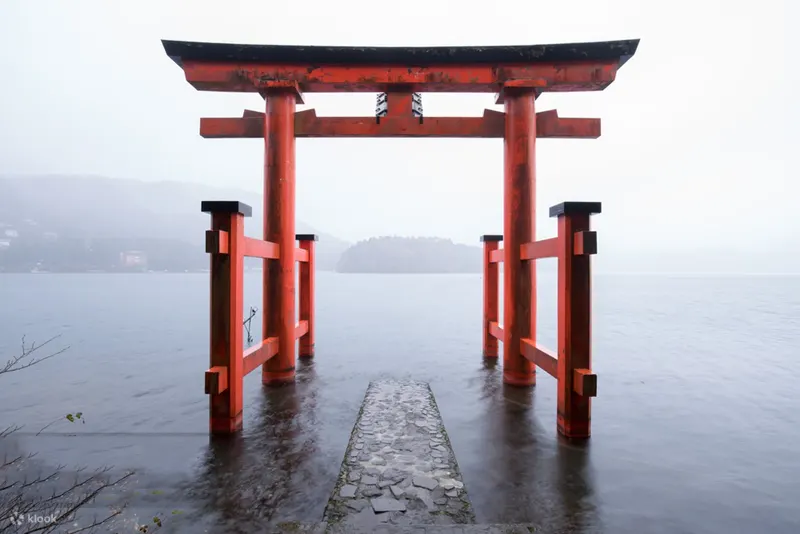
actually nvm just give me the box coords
[503,370,536,387]
[262,368,296,386]
[209,412,243,435]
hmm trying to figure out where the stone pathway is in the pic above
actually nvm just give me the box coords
[323,379,476,529]
[271,523,543,533]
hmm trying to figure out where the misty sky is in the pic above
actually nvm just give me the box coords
[0,0,793,270]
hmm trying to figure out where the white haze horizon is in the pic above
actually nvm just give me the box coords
[0,0,794,273]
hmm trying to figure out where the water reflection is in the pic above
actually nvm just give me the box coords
[470,362,597,531]
[5,273,798,533]
[493,382,540,522]
[554,437,597,534]
[184,359,321,532]
[479,358,502,400]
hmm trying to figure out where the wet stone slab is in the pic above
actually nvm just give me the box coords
[273,524,544,534]
[323,380,475,529]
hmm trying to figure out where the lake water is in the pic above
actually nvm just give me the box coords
[0,272,798,533]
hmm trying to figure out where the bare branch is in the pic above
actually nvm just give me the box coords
[24,471,134,533]
[0,425,21,439]
[0,451,27,471]
[19,469,61,490]
[1,469,136,534]
[1,335,69,375]
[63,506,126,534]
[1,337,145,533]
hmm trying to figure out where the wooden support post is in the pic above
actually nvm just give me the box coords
[481,235,503,358]
[201,200,252,434]
[551,201,602,439]
[502,89,537,386]
[262,89,299,385]
[201,108,600,140]
[297,234,317,357]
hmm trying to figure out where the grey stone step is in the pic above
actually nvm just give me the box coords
[323,380,475,530]
[271,523,543,533]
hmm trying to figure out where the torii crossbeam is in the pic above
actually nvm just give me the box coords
[162,38,639,437]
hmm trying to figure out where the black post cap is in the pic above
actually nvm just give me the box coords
[549,202,602,218]
[201,201,253,217]
[296,234,319,241]
[480,234,503,242]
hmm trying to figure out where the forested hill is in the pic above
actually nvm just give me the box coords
[336,237,481,273]
[0,175,350,272]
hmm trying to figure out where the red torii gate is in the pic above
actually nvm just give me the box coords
[162,38,639,438]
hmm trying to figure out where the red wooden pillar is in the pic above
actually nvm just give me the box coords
[502,90,537,386]
[552,201,601,439]
[481,234,502,358]
[297,234,317,357]
[263,90,298,385]
[201,200,251,434]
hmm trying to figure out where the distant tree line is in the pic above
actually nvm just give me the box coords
[335,236,481,273]
[0,175,351,273]
[0,237,207,273]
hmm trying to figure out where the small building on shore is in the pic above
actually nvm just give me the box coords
[120,250,147,269]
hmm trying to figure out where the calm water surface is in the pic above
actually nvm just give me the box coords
[0,272,798,533]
